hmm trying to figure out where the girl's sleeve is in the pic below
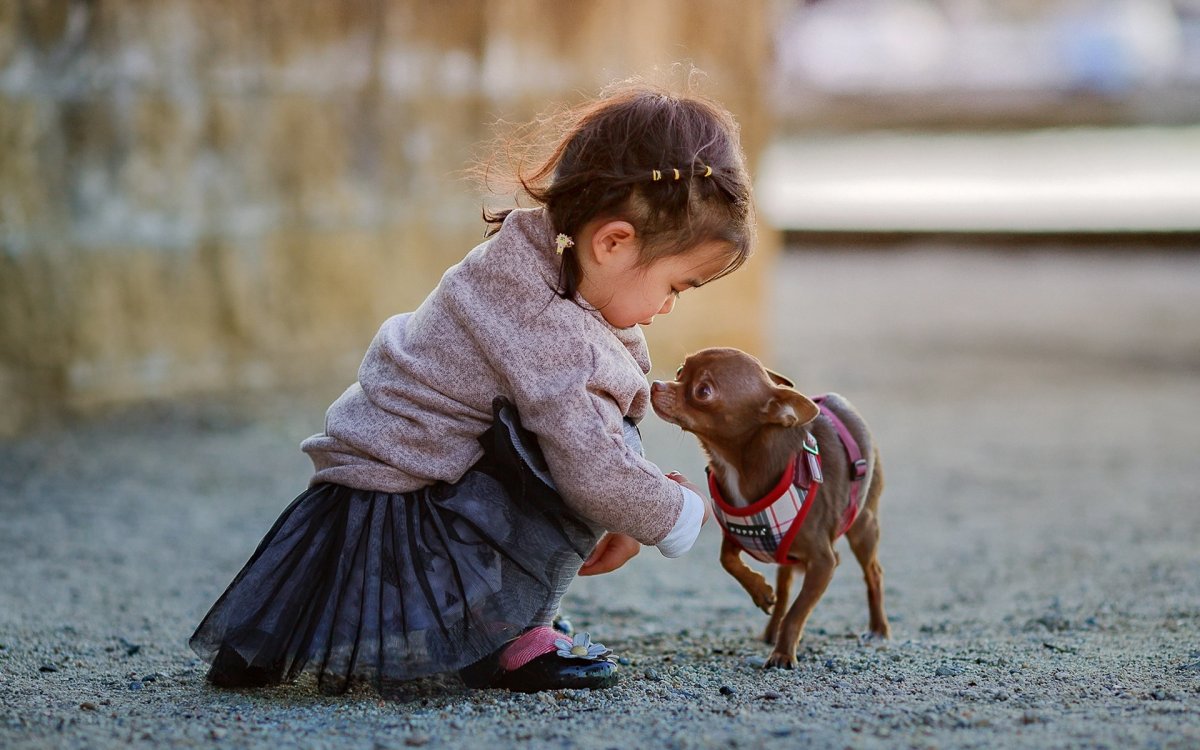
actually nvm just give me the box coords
[457,298,684,545]
[508,344,685,546]
[656,485,706,557]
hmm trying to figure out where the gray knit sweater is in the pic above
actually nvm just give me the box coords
[300,208,684,545]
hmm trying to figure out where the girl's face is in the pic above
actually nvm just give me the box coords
[585,240,735,329]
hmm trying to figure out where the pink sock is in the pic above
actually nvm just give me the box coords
[498,626,562,672]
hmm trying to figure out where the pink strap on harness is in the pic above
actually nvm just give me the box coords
[813,397,868,536]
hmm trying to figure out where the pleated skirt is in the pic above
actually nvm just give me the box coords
[189,398,615,694]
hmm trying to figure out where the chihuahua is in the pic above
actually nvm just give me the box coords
[651,347,890,668]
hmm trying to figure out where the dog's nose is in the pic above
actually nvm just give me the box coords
[651,380,668,392]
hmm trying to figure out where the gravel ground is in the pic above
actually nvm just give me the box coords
[2,244,1199,749]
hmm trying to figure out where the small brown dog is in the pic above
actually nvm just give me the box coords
[651,347,890,668]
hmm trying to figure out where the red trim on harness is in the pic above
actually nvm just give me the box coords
[708,454,799,517]
[709,451,823,565]
[772,458,821,564]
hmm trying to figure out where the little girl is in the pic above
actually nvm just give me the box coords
[190,79,755,694]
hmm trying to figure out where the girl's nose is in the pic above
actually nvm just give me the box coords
[658,295,676,315]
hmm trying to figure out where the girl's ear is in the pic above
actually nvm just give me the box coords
[588,220,638,266]
[762,389,820,428]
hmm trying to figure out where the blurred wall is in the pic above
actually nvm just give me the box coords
[0,0,779,436]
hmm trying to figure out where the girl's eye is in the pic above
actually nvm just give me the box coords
[695,384,713,401]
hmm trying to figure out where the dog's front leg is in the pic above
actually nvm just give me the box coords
[720,536,775,614]
[766,548,836,669]
[763,565,795,643]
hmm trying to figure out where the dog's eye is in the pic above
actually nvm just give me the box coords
[695,383,713,401]
[675,365,683,380]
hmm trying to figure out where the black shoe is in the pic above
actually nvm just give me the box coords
[494,652,619,693]
[207,644,282,689]
[458,646,505,689]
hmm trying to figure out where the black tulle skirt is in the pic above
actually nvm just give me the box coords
[189,398,625,694]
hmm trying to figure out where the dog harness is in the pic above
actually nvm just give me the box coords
[709,396,868,565]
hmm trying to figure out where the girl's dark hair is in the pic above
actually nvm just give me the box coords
[478,77,755,299]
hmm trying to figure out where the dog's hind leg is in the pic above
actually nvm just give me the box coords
[845,449,890,638]
[763,565,795,643]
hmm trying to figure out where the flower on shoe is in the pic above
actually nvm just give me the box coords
[553,632,612,661]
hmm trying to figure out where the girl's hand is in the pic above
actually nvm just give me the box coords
[665,471,714,525]
[579,532,641,576]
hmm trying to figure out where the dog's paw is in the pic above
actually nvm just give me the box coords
[748,582,776,614]
[753,591,775,614]
[764,650,797,670]
[861,625,891,642]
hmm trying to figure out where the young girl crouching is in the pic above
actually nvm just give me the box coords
[190,78,755,694]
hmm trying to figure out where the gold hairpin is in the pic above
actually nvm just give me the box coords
[652,166,712,181]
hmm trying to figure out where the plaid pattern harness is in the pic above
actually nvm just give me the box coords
[709,397,867,565]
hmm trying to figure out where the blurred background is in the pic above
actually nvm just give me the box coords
[764,0,1200,235]
[1,0,1198,435]
[3,5,1199,744]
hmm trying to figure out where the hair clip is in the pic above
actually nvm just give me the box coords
[672,168,681,180]
[555,233,575,255]
[703,165,713,177]
[651,169,662,181]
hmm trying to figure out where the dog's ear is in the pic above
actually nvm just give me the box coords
[765,368,795,388]
[762,389,820,428]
